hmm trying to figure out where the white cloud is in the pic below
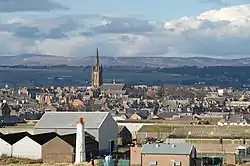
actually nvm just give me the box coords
[1,4,250,57]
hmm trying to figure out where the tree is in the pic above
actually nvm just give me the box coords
[156,86,165,99]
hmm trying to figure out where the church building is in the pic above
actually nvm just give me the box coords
[91,47,103,88]
[91,47,126,98]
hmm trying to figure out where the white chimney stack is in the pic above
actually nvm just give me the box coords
[75,117,86,163]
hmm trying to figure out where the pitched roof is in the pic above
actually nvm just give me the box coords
[141,143,193,155]
[0,115,26,125]
[27,132,58,145]
[34,112,109,129]
[0,132,31,145]
[60,132,97,147]
[99,84,125,91]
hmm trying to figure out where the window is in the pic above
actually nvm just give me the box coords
[149,160,157,166]
[171,161,181,166]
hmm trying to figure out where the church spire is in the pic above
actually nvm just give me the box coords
[96,46,99,66]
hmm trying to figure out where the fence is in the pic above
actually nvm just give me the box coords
[97,159,130,166]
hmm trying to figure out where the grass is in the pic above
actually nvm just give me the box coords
[138,124,250,138]
[118,118,221,125]
[138,125,174,132]
[0,156,42,165]
[185,139,250,144]
[0,156,98,166]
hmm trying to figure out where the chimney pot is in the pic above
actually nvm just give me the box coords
[77,117,84,124]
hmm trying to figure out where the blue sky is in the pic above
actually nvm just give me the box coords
[1,0,247,20]
[55,0,219,20]
[0,0,250,58]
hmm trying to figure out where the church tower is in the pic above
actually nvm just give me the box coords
[91,47,103,88]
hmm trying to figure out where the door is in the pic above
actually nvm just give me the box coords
[110,140,115,152]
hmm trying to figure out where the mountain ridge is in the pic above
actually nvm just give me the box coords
[0,54,250,67]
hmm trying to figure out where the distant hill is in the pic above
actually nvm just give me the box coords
[0,54,250,67]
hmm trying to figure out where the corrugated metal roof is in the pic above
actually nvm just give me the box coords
[34,112,109,129]
[141,143,193,155]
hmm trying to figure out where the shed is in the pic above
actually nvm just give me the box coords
[12,132,58,159]
[59,132,99,161]
[118,126,132,146]
[0,132,31,156]
[42,136,74,164]
[34,112,118,155]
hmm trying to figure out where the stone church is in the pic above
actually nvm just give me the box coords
[91,47,103,88]
[91,47,126,98]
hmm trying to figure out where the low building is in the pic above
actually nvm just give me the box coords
[42,135,74,164]
[12,132,58,160]
[118,126,132,146]
[59,133,99,162]
[34,112,118,155]
[218,115,250,126]
[140,143,196,166]
[99,83,126,98]
[0,132,30,156]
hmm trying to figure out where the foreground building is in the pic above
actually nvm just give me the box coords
[0,132,30,156]
[131,143,197,166]
[34,112,118,155]
[0,132,98,163]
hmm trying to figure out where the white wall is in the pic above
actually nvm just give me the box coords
[12,136,42,160]
[0,138,11,156]
[99,114,118,153]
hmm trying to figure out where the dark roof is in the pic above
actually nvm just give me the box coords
[99,84,125,91]
[1,103,10,111]
[125,108,138,116]
[28,132,59,145]
[157,112,179,118]
[0,132,31,145]
[136,110,149,119]
[0,115,26,124]
[60,132,96,147]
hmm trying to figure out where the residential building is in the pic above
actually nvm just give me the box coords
[135,143,196,166]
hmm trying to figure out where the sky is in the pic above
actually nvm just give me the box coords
[0,0,250,58]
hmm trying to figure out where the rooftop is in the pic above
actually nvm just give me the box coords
[99,83,125,91]
[141,143,194,155]
[34,112,109,129]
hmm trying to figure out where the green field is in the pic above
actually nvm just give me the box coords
[139,125,174,133]
[138,124,250,138]
[185,139,250,144]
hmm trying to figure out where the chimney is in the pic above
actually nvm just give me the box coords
[75,117,86,163]
[171,144,176,148]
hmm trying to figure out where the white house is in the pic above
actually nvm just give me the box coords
[0,132,30,156]
[0,137,11,156]
[34,112,118,155]
[12,132,57,159]
[217,115,250,126]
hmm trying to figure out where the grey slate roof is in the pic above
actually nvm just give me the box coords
[34,112,109,129]
[99,84,125,91]
[141,143,193,155]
